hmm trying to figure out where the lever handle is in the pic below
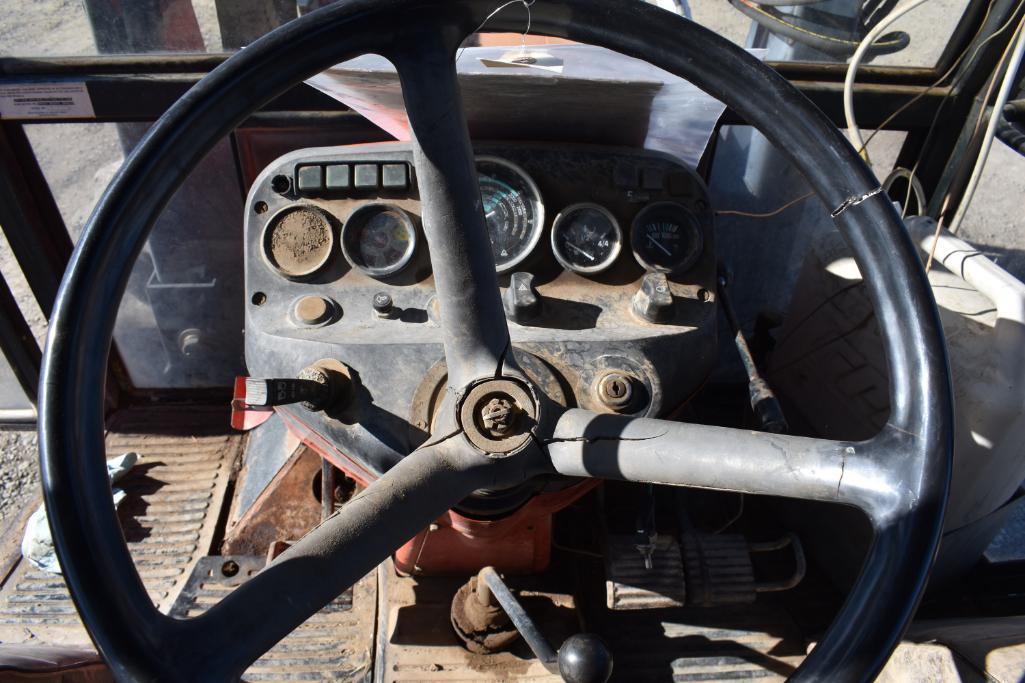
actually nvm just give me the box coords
[243,377,331,409]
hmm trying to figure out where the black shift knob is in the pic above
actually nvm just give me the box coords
[558,633,613,683]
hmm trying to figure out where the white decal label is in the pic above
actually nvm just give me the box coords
[0,83,95,120]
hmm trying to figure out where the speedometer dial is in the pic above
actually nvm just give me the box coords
[476,157,545,273]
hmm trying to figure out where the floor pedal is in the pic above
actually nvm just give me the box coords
[605,533,686,610]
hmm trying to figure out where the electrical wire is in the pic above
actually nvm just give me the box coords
[856,0,1002,155]
[879,1,1013,225]
[714,191,814,218]
[923,18,1022,265]
[845,0,932,159]
[948,16,1025,233]
[718,1,1009,220]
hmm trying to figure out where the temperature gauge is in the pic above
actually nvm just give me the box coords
[551,203,622,274]
[630,202,704,274]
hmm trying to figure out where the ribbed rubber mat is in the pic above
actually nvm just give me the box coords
[0,411,240,645]
[171,555,375,682]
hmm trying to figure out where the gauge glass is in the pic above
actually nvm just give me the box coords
[341,204,417,277]
[551,203,622,274]
[262,205,334,280]
[476,157,545,272]
[630,202,704,274]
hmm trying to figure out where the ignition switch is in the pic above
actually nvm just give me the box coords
[595,372,636,412]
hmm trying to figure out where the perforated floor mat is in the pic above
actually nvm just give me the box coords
[0,409,241,646]
[170,556,376,682]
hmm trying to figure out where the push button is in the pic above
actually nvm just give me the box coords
[325,164,351,191]
[296,165,324,194]
[354,164,379,189]
[382,163,409,189]
[641,167,664,191]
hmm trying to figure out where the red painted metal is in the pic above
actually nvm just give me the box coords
[276,406,599,574]
[393,480,600,575]
[230,376,275,431]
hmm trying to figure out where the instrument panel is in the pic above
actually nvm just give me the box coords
[243,141,719,476]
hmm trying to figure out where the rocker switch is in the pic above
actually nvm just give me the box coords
[504,272,541,324]
[632,272,674,323]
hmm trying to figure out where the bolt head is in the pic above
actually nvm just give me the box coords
[480,397,519,436]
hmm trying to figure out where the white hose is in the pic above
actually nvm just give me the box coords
[949,18,1025,233]
[844,0,931,157]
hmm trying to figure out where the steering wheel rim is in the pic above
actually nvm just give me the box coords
[38,1,952,681]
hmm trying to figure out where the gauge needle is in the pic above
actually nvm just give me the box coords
[567,242,595,261]
[486,210,496,218]
[648,235,672,257]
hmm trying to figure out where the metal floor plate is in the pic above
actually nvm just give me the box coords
[600,606,807,681]
[0,409,241,646]
[170,555,376,682]
[378,565,568,683]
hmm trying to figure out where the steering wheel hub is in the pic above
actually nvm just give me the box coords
[459,378,537,455]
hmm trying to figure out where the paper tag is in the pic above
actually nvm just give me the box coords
[0,82,95,120]
[480,49,564,74]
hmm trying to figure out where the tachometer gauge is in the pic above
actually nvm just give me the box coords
[341,203,418,278]
[630,202,704,274]
[476,157,545,273]
[551,203,622,274]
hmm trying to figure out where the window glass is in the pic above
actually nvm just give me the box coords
[0,356,33,412]
[0,0,971,69]
[26,122,245,389]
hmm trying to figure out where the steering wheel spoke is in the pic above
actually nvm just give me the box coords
[164,437,491,680]
[390,28,512,390]
[547,409,908,522]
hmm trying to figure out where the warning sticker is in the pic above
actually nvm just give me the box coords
[0,83,95,120]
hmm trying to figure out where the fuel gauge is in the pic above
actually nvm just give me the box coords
[630,202,704,274]
[551,203,622,274]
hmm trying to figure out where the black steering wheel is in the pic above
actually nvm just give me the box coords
[38,1,952,680]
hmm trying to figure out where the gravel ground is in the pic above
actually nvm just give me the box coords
[0,431,41,525]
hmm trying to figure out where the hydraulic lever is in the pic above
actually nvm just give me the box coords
[451,567,613,683]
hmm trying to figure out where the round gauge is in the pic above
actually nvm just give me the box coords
[551,203,622,274]
[476,156,545,273]
[630,202,704,274]
[262,205,335,280]
[341,203,418,278]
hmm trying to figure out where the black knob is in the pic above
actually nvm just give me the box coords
[558,633,613,683]
[503,272,542,324]
[372,292,395,318]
